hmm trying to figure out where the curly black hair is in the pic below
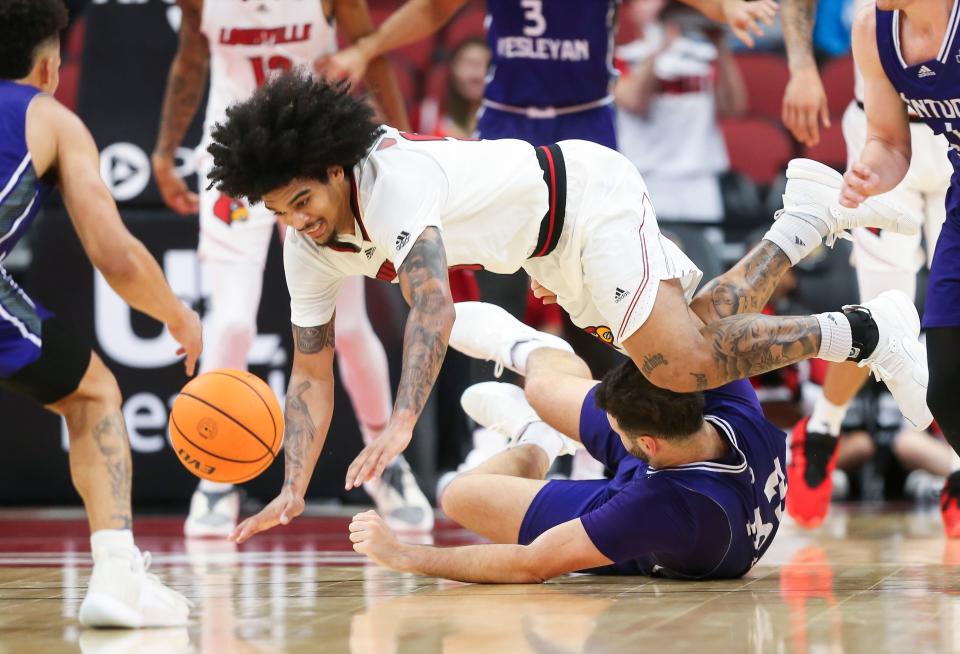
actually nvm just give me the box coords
[0,0,68,80]
[207,69,384,203]
[594,361,705,440]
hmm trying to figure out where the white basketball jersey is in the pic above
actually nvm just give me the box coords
[200,0,337,140]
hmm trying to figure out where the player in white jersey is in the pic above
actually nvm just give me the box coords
[780,0,953,528]
[152,0,432,536]
[200,72,932,542]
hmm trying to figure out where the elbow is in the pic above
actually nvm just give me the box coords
[93,246,139,283]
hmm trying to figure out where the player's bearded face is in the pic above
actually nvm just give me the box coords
[263,177,343,245]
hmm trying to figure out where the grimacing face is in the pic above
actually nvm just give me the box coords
[262,173,345,245]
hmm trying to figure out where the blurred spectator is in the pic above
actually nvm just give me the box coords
[419,38,490,138]
[615,0,746,227]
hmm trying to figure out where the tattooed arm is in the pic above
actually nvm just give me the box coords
[345,227,455,488]
[233,316,337,543]
[151,0,209,215]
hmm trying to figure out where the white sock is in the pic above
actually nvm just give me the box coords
[515,421,565,465]
[199,480,234,493]
[90,529,135,562]
[808,396,847,437]
[509,340,549,374]
[764,212,828,265]
[814,312,853,362]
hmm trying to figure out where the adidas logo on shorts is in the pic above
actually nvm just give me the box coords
[614,287,630,303]
[395,231,411,251]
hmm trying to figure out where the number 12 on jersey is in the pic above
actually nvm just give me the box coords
[249,56,294,87]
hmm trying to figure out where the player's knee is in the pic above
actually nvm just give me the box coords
[439,475,469,522]
[523,374,552,414]
[54,355,122,425]
[333,316,375,354]
[219,319,256,352]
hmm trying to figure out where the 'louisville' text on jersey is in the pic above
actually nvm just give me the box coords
[496,36,590,61]
[219,24,312,46]
[899,92,960,149]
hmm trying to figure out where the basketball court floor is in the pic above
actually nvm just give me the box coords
[2,504,959,653]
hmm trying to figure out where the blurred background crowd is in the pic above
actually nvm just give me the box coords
[4,0,948,516]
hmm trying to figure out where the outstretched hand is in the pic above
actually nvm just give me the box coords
[840,161,880,208]
[169,307,203,377]
[782,67,831,147]
[231,488,305,544]
[345,423,413,490]
[722,0,778,48]
[314,46,369,86]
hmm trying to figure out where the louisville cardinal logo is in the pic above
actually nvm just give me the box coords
[584,325,614,346]
[213,193,250,225]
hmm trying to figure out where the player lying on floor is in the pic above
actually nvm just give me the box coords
[214,71,930,544]
[349,302,786,582]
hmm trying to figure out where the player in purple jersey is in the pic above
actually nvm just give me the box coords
[318,0,777,149]
[347,300,786,582]
[840,0,960,535]
[0,0,200,627]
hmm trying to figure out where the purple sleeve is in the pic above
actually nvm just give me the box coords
[580,478,692,562]
[579,386,629,469]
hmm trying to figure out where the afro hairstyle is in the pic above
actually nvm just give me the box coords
[206,68,384,203]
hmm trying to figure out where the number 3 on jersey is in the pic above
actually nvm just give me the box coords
[521,0,546,37]
[250,56,293,87]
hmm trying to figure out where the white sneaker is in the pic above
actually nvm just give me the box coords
[782,158,920,244]
[461,382,580,455]
[852,290,933,430]
[449,302,573,376]
[905,469,945,502]
[364,455,434,532]
[183,487,241,538]
[79,548,192,628]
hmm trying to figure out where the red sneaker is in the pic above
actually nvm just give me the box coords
[786,417,840,529]
[940,471,960,538]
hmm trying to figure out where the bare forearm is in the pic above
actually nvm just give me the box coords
[690,240,792,324]
[614,58,658,115]
[858,137,910,195]
[154,49,208,158]
[394,228,455,429]
[678,0,725,24]
[393,299,454,428]
[356,0,463,60]
[99,238,190,326]
[714,44,747,117]
[282,374,335,496]
[394,543,546,583]
[782,0,817,71]
[364,56,411,130]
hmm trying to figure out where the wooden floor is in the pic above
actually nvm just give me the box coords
[2,504,960,653]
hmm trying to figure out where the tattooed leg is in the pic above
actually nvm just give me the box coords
[622,279,825,392]
[689,240,793,324]
[49,354,133,532]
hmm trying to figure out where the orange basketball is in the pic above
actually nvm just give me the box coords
[168,369,284,483]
